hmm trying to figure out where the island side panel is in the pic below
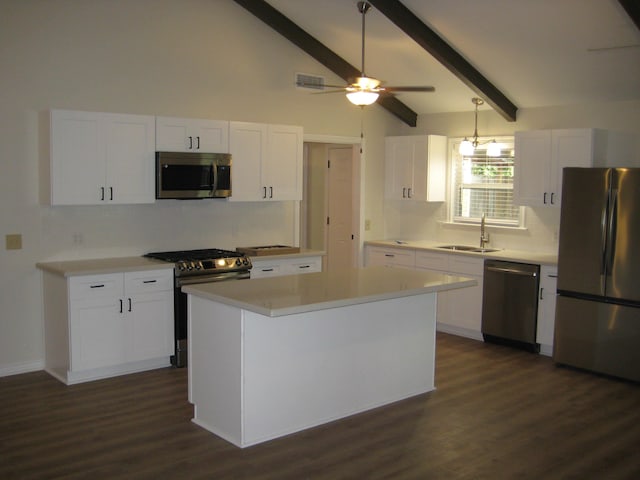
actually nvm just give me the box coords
[188,295,243,446]
[241,293,437,447]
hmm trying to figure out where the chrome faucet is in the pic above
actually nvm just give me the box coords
[480,212,490,248]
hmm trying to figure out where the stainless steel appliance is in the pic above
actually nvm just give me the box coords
[481,260,540,352]
[554,167,640,382]
[144,248,252,367]
[156,151,231,199]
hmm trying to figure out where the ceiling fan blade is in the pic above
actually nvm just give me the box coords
[381,86,436,93]
[296,81,348,89]
[311,89,349,95]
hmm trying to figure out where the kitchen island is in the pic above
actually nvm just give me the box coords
[183,266,475,448]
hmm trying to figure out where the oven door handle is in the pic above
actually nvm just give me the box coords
[176,271,251,287]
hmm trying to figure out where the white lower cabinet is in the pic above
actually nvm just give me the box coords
[250,255,322,279]
[415,252,484,340]
[536,266,558,356]
[44,268,174,384]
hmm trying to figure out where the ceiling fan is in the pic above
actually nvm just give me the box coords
[299,1,435,106]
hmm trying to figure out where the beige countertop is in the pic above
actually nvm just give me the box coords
[36,257,173,277]
[365,240,558,266]
[182,266,476,317]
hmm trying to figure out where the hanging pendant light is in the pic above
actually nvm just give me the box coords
[459,97,501,157]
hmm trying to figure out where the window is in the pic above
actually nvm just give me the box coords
[449,137,522,227]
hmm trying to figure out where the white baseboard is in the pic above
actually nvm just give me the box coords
[436,323,483,341]
[0,360,45,378]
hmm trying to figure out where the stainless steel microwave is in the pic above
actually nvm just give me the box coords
[156,151,231,199]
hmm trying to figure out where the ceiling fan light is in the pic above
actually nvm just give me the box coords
[487,140,501,157]
[354,76,381,90]
[459,139,474,156]
[346,90,379,106]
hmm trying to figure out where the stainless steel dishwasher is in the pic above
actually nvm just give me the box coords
[481,260,540,352]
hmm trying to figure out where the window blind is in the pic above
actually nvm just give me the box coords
[451,140,520,226]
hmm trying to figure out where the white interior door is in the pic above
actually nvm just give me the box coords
[327,146,354,271]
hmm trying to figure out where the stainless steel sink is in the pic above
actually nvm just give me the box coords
[436,245,478,251]
[436,245,500,253]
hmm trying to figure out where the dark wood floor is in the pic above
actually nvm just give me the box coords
[2,333,639,480]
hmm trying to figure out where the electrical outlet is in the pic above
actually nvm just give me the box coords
[364,219,371,231]
[6,234,22,250]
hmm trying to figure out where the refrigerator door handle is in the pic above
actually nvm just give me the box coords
[605,188,618,280]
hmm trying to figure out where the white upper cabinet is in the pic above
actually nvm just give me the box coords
[229,121,303,202]
[513,129,596,207]
[384,135,446,202]
[155,116,229,153]
[50,110,155,205]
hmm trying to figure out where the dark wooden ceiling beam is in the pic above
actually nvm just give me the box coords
[232,0,419,127]
[369,0,518,122]
[618,0,640,31]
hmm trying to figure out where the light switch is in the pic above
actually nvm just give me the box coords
[364,219,371,231]
[6,234,22,250]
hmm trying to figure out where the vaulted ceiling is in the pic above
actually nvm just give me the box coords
[233,0,640,126]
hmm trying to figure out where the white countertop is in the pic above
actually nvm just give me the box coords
[36,257,173,277]
[366,240,558,266]
[182,266,476,317]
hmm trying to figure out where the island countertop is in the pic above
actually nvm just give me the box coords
[182,266,475,317]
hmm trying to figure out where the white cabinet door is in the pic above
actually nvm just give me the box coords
[124,269,174,363]
[385,136,414,200]
[127,290,173,362]
[50,110,155,205]
[549,129,595,207]
[265,124,303,201]
[156,116,229,153]
[50,110,105,205]
[514,129,594,207]
[229,122,303,202]
[365,246,416,268]
[229,121,267,201]
[69,273,126,371]
[384,135,446,202]
[536,266,558,355]
[104,113,156,204]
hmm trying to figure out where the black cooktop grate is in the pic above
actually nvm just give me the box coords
[144,248,243,262]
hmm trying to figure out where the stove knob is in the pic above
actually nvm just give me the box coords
[236,259,242,266]
[178,263,186,271]
[195,262,202,270]
[243,258,249,266]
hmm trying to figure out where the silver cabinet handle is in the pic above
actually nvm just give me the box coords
[269,186,273,198]
[143,279,157,284]
[188,136,193,149]
[263,186,267,199]
[101,187,105,201]
[90,284,105,289]
[128,298,132,312]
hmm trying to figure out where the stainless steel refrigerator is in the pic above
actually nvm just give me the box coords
[554,168,640,382]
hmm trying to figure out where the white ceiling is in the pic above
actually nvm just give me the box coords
[266,0,640,116]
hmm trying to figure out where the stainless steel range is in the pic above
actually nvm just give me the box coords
[144,248,252,367]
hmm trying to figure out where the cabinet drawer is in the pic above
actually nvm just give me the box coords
[251,263,284,278]
[125,269,174,294]
[415,251,448,271]
[448,255,483,276]
[69,273,123,300]
[287,258,321,274]
[366,247,416,267]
